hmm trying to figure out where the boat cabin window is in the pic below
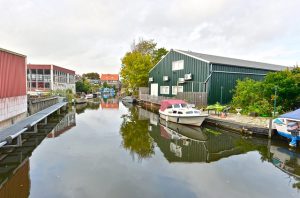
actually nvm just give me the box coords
[167,105,172,109]
[178,111,183,114]
[194,110,200,114]
[173,110,177,114]
[186,111,193,114]
[173,104,180,108]
[181,103,187,108]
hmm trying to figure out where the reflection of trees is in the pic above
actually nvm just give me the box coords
[233,138,269,162]
[120,107,155,161]
[75,102,100,114]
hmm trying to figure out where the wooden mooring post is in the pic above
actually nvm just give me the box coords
[268,118,273,139]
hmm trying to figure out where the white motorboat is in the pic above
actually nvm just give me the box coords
[159,99,208,126]
[122,96,136,103]
[273,109,300,147]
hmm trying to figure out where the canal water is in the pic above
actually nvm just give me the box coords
[0,99,299,198]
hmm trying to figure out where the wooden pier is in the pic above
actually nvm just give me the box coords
[0,102,67,148]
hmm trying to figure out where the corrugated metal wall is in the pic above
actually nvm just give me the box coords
[149,50,210,97]
[149,50,275,105]
[208,64,270,104]
[0,50,26,98]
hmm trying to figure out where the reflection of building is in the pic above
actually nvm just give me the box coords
[0,111,76,195]
[138,108,159,125]
[0,160,30,198]
[100,74,120,89]
[27,64,76,94]
[47,110,76,138]
[100,98,119,109]
[0,48,27,129]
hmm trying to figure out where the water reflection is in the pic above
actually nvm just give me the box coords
[120,107,155,161]
[124,106,300,190]
[270,144,300,189]
[75,102,100,114]
[101,98,119,109]
[0,109,76,197]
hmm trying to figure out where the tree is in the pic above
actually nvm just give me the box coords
[263,68,300,111]
[152,47,168,65]
[121,38,168,93]
[121,51,152,93]
[232,79,272,115]
[131,38,157,55]
[231,67,300,115]
[82,72,99,80]
[75,77,92,93]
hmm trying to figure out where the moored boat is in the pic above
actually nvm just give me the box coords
[159,99,208,126]
[122,96,136,103]
[273,109,300,147]
[160,118,208,141]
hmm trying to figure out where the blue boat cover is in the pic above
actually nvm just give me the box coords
[279,109,300,120]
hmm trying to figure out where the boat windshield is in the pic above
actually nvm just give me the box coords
[181,103,187,108]
[173,104,180,108]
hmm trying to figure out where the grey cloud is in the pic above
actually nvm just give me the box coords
[0,0,299,74]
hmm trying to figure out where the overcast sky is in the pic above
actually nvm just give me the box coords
[1,0,299,75]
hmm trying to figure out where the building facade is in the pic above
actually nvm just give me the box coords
[100,74,120,89]
[0,48,27,129]
[149,49,286,104]
[27,64,76,94]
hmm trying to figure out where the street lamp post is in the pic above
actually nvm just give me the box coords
[273,86,277,117]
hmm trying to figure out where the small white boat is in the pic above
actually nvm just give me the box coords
[159,99,208,126]
[273,109,300,147]
[122,96,136,103]
[85,94,93,99]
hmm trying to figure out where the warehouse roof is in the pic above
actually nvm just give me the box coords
[0,47,26,57]
[175,49,287,71]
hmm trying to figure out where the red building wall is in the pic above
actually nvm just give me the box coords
[0,49,26,98]
[0,48,27,124]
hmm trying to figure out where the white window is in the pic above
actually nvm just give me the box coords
[172,86,183,95]
[172,60,184,71]
[160,86,170,94]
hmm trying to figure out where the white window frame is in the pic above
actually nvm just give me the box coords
[172,60,184,71]
[172,86,183,95]
[160,86,170,95]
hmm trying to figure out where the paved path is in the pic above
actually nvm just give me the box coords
[0,102,67,147]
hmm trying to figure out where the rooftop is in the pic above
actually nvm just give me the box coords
[27,64,75,75]
[0,47,26,57]
[174,49,287,71]
[100,74,119,81]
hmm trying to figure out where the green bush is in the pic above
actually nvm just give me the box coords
[231,67,300,116]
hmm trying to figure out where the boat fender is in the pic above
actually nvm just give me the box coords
[5,136,13,144]
[177,117,179,123]
[166,116,169,121]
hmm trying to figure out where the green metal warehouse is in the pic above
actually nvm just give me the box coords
[148,49,286,105]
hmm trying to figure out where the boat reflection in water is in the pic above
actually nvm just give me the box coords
[133,107,300,189]
[270,144,300,189]
[0,109,76,197]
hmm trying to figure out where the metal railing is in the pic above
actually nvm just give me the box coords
[139,94,171,105]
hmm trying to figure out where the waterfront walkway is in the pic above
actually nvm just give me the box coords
[0,102,67,148]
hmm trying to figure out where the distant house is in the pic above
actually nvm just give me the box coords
[0,48,27,129]
[149,49,287,104]
[87,79,100,85]
[100,74,120,89]
[27,64,76,94]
